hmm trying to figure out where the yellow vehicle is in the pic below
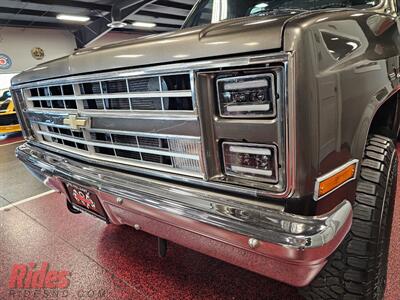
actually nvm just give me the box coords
[0,91,21,135]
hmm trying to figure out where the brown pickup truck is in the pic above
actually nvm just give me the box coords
[11,0,400,299]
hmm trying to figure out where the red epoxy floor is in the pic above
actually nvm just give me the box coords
[0,154,399,299]
[0,135,23,145]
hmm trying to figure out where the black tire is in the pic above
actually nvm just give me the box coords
[300,134,398,300]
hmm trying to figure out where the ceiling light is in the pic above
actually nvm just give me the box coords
[316,17,329,22]
[118,71,146,77]
[173,54,189,58]
[131,21,157,28]
[32,66,48,71]
[115,54,144,58]
[346,42,359,50]
[205,41,230,45]
[107,21,128,28]
[244,42,260,46]
[245,19,278,26]
[56,14,90,23]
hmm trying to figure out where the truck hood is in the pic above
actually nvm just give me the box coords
[12,14,298,86]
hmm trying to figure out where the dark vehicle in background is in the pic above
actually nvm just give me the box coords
[10,0,400,298]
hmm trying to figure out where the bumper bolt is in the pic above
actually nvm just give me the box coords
[116,197,123,204]
[248,238,260,249]
[134,224,141,231]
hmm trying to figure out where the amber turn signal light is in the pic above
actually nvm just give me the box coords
[315,160,359,200]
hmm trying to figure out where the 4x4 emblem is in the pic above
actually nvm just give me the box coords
[63,115,88,130]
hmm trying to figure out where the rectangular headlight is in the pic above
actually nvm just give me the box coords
[217,74,276,118]
[222,142,278,183]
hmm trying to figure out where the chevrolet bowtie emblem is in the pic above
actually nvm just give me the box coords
[63,115,88,130]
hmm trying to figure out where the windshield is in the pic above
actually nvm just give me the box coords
[183,0,379,28]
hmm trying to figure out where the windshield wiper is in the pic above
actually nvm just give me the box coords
[251,8,309,17]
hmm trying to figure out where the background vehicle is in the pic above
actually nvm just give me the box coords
[0,90,12,102]
[0,90,21,135]
[10,0,400,299]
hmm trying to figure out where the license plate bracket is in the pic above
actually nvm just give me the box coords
[65,183,107,219]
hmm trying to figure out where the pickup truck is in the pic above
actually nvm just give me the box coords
[10,0,400,299]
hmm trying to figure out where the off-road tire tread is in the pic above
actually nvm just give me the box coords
[300,134,397,299]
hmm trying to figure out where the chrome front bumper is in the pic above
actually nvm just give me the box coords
[16,142,353,287]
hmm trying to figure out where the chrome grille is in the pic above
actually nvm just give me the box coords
[19,70,202,176]
[19,70,202,177]
[35,124,201,175]
[24,73,194,112]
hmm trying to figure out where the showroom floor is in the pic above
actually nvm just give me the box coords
[0,137,399,300]
[0,137,49,205]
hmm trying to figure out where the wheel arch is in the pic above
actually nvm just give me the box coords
[369,90,400,138]
[351,88,400,160]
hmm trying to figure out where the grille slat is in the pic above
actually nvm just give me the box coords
[111,134,138,146]
[128,77,160,92]
[131,98,162,110]
[102,80,128,94]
